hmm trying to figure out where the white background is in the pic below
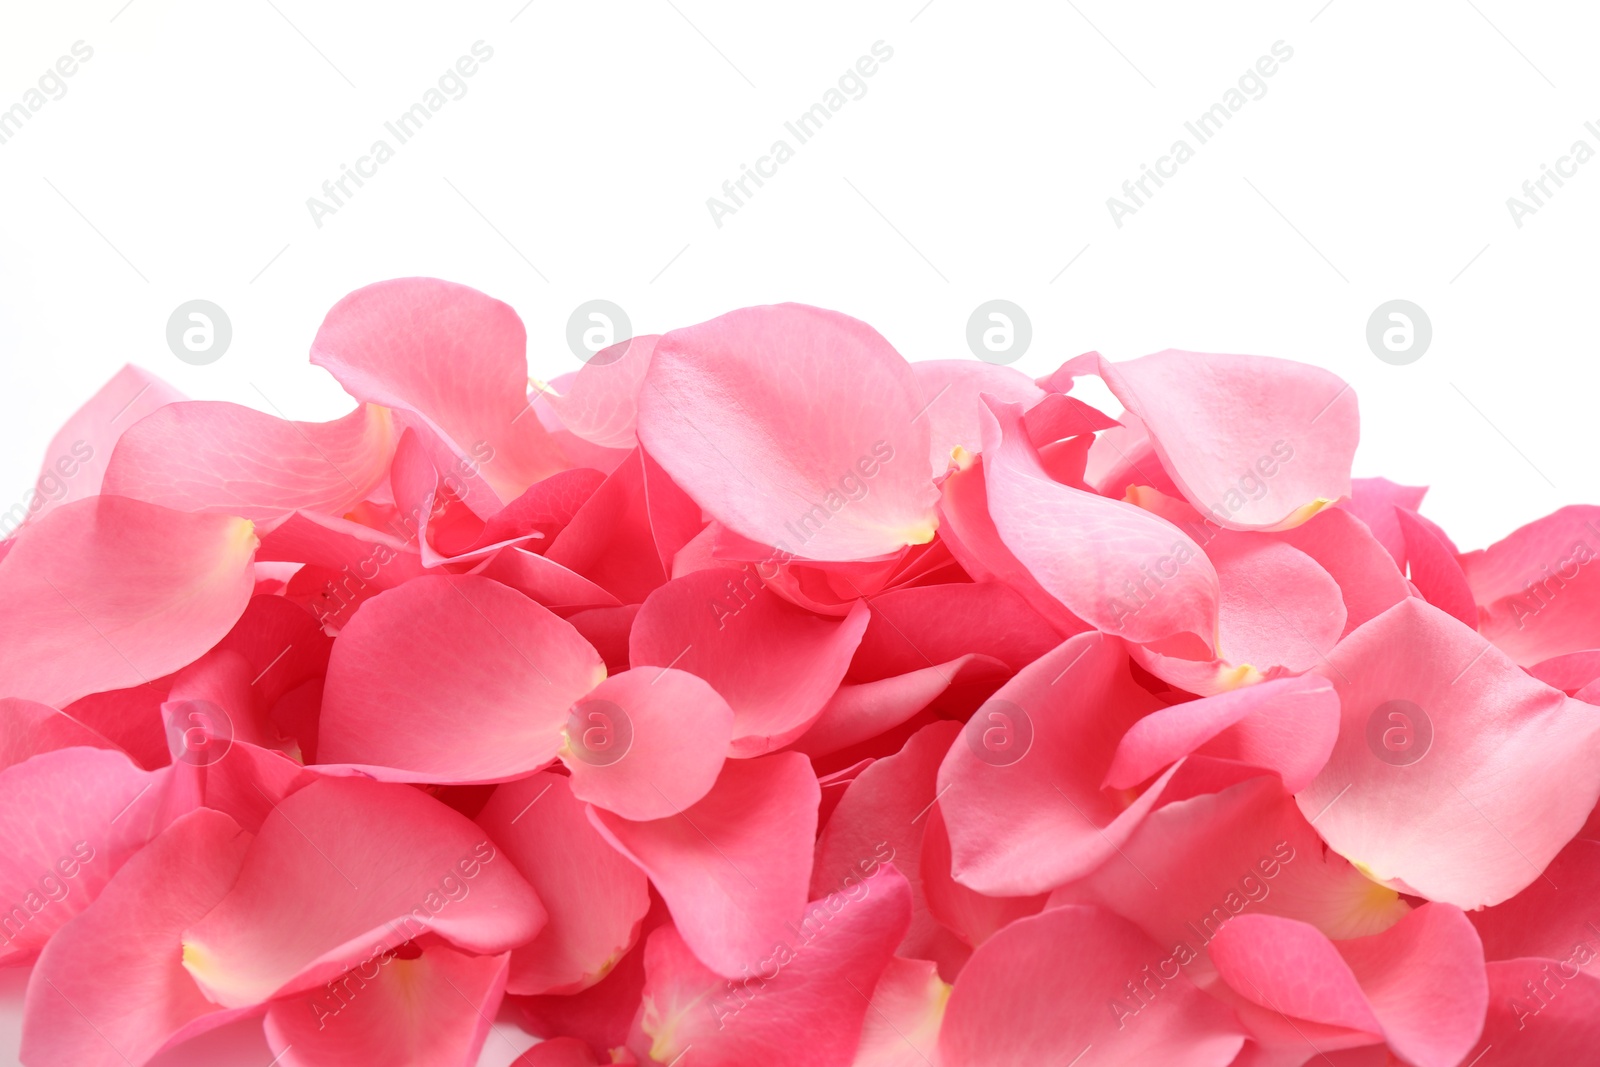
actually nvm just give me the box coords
[2,1,1598,1063]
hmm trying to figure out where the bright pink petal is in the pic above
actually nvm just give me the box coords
[0,497,257,707]
[477,772,650,995]
[102,401,394,524]
[793,654,1009,759]
[1059,349,1358,530]
[1341,477,1428,567]
[15,364,184,529]
[919,803,1046,951]
[937,632,1175,895]
[1298,597,1600,908]
[309,277,567,502]
[560,667,734,820]
[630,568,869,756]
[0,746,173,963]
[847,580,1065,682]
[636,304,939,561]
[0,697,116,769]
[181,775,544,1008]
[589,753,818,977]
[631,866,912,1065]
[980,395,1218,651]
[1396,506,1478,627]
[544,449,702,605]
[21,809,252,1067]
[514,1037,601,1066]
[937,904,1247,1067]
[1469,959,1600,1064]
[1461,505,1600,666]
[318,574,605,781]
[1469,837,1600,969]
[812,721,967,968]
[264,940,509,1067]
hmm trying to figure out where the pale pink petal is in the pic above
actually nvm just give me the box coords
[1276,507,1410,636]
[317,574,605,782]
[16,364,184,529]
[1208,532,1347,673]
[792,655,1009,759]
[1105,674,1339,794]
[102,401,394,524]
[589,752,818,977]
[540,335,658,450]
[477,772,650,995]
[309,277,567,502]
[850,956,948,1067]
[21,809,252,1067]
[1297,597,1600,908]
[0,746,173,963]
[181,775,544,1008]
[910,359,1044,475]
[636,304,939,561]
[0,497,257,707]
[630,568,869,756]
[1056,350,1358,531]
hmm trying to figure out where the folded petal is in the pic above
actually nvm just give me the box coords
[1209,905,1487,1067]
[1297,597,1600,908]
[636,304,939,561]
[181,775,544,1007]
[980,396,1218,651]
[309,277,567,502]
[0,497,257,707]
[1396,506,1477,627]
[477,772,650,995]
[589,753,818,977]
[1106,674,1339,794]
[937,904,1247,1067]
[631,866,912,1065]
[1341,477,1428,567]
[20,809,251,1067]
[631,568,869,756]
[909,359,1044,475]
[102,401,394,524]
[1056,350,1358,531]
[318,574,605,781]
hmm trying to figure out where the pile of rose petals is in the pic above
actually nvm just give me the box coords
[6,278,1600,1067]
